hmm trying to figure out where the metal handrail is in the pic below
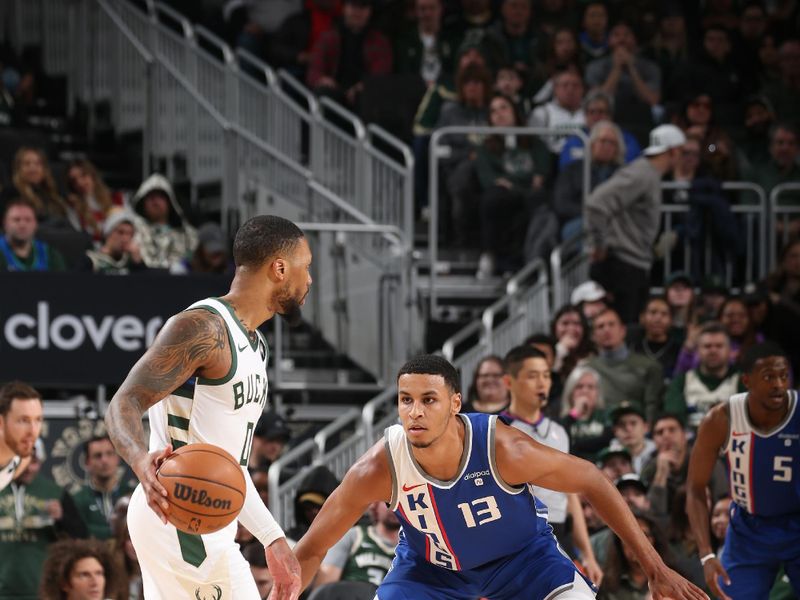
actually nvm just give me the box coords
[97,0,154,63]
[770,182,800,267]
[294,221,409,251]
[266,437,317,525]
[367,124,414,169]
[277,68,320,116]
[156,52,230,129]
[441,320,482,362]
[549,232,585,310]
[427,125,589,316]
[505,257,545,295]
[235,121,312,178]
[319,96,366,140]
[313,408,361,454]
[482,259,545,333]
[194,25,235,65]
[153,1,193,38]
[362,387,395,446]
[235,47,277,87]
[661,180,768,281]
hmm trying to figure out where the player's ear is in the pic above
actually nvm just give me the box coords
[451,392,462,414]
[502,373,512,391]
[741,372,750,390]
[271,258,287,280]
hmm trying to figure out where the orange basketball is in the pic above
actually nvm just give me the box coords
[156,443,246,535]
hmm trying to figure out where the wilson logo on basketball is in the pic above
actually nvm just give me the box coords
[173,483,232,510]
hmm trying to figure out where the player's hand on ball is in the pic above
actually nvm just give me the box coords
[648,565,709,600]
[703,557,731,600]
[266,538,301,600]
[133,445,173,524]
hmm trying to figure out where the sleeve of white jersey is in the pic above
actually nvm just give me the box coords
[238,467,285,548]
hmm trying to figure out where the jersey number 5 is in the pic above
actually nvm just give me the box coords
[773,456,793,482]
[457,495,502,528]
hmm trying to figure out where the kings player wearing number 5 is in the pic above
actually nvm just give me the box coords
[687,343,800,600]
[105,215,310,600]
[293,355,708,600]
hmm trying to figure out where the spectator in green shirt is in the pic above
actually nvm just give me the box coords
[70,435,136,540]
[0,199,66,272]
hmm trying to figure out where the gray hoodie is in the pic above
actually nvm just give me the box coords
[583,157,662,271]
[131,174,198,269]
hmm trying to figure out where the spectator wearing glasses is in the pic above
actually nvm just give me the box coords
[461,355,510,414]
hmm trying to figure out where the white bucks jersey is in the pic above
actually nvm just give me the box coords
[0,456,20,492]
[148,298,268,465]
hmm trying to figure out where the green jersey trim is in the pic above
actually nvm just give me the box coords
[168,414,190,430]
[177,530,207,567]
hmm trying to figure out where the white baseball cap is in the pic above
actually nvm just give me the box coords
[571,280,607,305]
[643,124,687,156]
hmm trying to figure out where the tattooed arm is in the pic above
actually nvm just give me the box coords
[104,309,228,521]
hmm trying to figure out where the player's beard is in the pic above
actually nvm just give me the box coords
[275,283,303,327]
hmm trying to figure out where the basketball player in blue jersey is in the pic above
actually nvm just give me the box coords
[687,342,800,599]
[294,355,708,600]
[106,215,308,600]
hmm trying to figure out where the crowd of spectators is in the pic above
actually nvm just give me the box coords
[456,266,799,598]
[0,144,233,276]
[170,0,800,282]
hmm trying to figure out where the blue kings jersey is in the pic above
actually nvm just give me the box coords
[385,413,553,571]
[723,391,800,517]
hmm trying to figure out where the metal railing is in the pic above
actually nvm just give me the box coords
[267,408,364,530]
[427,126,589,318]
[62,0,417,384]
[770,183,800,266]
[442,260,550,393]
[550,233,588,310]
[362,387,398,449]
[659,181,768,288]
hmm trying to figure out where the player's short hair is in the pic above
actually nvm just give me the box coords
[83,434,113,458]
[524,333,555,350]
[0,381,41,417]
[232,215,304,268]
[741,342,788,374]
[40,539,116,600]
[397,355,460,395]
[503,345,548,378]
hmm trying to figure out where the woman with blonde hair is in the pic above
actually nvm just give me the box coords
[3,147,69,224]
[66,158,123,243]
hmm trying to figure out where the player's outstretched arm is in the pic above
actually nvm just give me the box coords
[105,310,229,522]
[293,440,392,591]
[687,405,732,600]
[495,422,708,600]
[267,538,301,600]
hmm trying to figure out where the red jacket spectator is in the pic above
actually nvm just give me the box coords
[306,3,392,89]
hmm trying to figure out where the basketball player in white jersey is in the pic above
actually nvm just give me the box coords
[0,381,43,492]
[106,215,308,600]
